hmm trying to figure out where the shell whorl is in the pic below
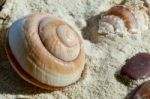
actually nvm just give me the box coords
[7,13,85,88]
[38,17,80,61]
[98,5,149,34]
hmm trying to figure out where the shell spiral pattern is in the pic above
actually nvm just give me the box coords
[98,5,149,34]
[6,13,85,89]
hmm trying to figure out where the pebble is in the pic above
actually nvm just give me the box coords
[121,53,150,80]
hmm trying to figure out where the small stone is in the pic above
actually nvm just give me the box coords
[121,53,150,80]
[132,81,150,99]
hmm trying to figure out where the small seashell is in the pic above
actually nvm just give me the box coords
[95,5,149,36]
[121,53,150,80]
[131,81,150,99]
[89,5,149,43]
[99,5,149,34]
[6,13,85,89]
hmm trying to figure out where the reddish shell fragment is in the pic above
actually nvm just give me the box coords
[132,81,150,99]
[121,53,150,80]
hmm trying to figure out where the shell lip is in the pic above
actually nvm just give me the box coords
[5,35,81,90]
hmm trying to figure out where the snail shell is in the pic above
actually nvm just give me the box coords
[6,13,85,89]
[98,5,149,34]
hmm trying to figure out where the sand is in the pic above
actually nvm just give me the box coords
[0,0,150,99]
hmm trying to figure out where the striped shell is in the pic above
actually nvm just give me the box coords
[98,5,149,34]
[6,13,85,89]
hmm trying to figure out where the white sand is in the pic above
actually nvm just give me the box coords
[0,0,150,99]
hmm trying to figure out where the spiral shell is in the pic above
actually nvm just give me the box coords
[98,5,149,34]
[6,13,85,89]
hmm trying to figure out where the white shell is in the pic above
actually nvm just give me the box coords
[6,13,85,89]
